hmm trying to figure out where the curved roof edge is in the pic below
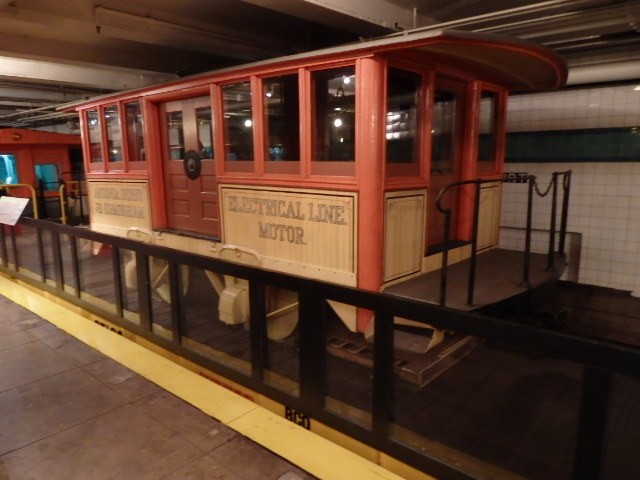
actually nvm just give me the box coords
[64,28,567,111]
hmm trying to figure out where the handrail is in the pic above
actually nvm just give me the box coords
[0,183,39,219]
[435,178,502,307]
[434,170,572,308]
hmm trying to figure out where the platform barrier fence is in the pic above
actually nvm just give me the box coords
[1,217,639,480]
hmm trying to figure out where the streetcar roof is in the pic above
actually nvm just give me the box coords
[65,28,566,110]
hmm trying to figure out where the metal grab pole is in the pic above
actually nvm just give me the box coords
[439,209,450,307]
[521,175,534,288]
[547,172,558,271]
[467,181,481,306]
[559,171,571,255]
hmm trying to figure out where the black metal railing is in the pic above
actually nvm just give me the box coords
[435,170,572,307]
[0,215,635,480]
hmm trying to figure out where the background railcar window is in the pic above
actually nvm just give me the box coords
[87,109,102,164]
[478,90,499,168]
[35,164,59,191]
[0,154,18,184]
[312,66,355,175]
[263,74,300,174]
[125,102,145,164]
[386,67,421,175]
[104,105,122,163]
[223,81,254,165]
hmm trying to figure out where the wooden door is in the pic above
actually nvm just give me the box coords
[426,78,466,251]
[160,96,219,237]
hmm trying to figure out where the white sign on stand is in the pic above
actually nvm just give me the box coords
[0,197,30,226]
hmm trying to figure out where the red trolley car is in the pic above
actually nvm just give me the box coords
[71,29,567,346]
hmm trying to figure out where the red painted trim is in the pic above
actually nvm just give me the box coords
[217,176,358,191]
[0,128,81,145]
[86,172,149,180]
[355,57,386,332]
[299,68,312,179]
[252,76,265,177]
[142,99,168,229]
[79,110,92,175]
[212,84,225,181]
[455,82,480,241]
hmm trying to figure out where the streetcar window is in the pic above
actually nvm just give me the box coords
[263,74,300,174]
[197,106,214,159]
[223,81,254,171]
[478,90,499,170]
[312,66,356,175]
[87,109,102,164]
[0,154,18,184]
[104,105,122,163]
[166,111,185,160]
[431,91,456,174]
[386,68,421,175]
[125,102,145,164]
[35,164,59,191]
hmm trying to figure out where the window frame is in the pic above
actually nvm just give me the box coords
[475,83,507,177]
[82,99,150,175]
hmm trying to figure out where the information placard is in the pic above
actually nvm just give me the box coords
[0,197,30,226]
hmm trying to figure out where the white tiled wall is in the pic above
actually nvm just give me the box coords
[502,83,640,296]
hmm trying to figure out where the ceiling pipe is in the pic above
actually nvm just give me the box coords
[567,59,640,85]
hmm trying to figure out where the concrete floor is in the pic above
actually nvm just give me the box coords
[0,294,314,480]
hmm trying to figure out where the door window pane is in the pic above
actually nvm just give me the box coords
[223,81,254,164]
[126,102,145,163]
[197,107,214,159]
[264,74,300,174]
[386,68,421,175]
[312,66,355,175]
[104,105,121,162]
[87,109,102,164]
[167,111,185,160]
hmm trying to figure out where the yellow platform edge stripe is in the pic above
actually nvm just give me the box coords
[0,275,410,480]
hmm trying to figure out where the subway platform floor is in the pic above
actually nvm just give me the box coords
[0,293,316,480]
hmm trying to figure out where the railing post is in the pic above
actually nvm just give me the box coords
[135,251,152,333]
[50,231,64,291]
[521,175,534,288]
[36,228,46,282]
[69,235,81,298]
[298,286,326,412]
[439,209,450,307]
[572,366,612,480]
[372,305,394,440]
[559,171,571,256]
[112,246,124,318]
[0,224,6,268]
[467,181,482,306]
[10,225,18,272]
[249,280,268,381]
[78,180,86,225]
[168,261,183,345]
[547,172,558,271]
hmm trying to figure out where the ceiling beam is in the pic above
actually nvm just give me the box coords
[94,6,292,61]
[0,54,177,91]
[240,0,398,34]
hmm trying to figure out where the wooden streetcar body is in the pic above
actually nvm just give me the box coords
[70,29,567,340]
